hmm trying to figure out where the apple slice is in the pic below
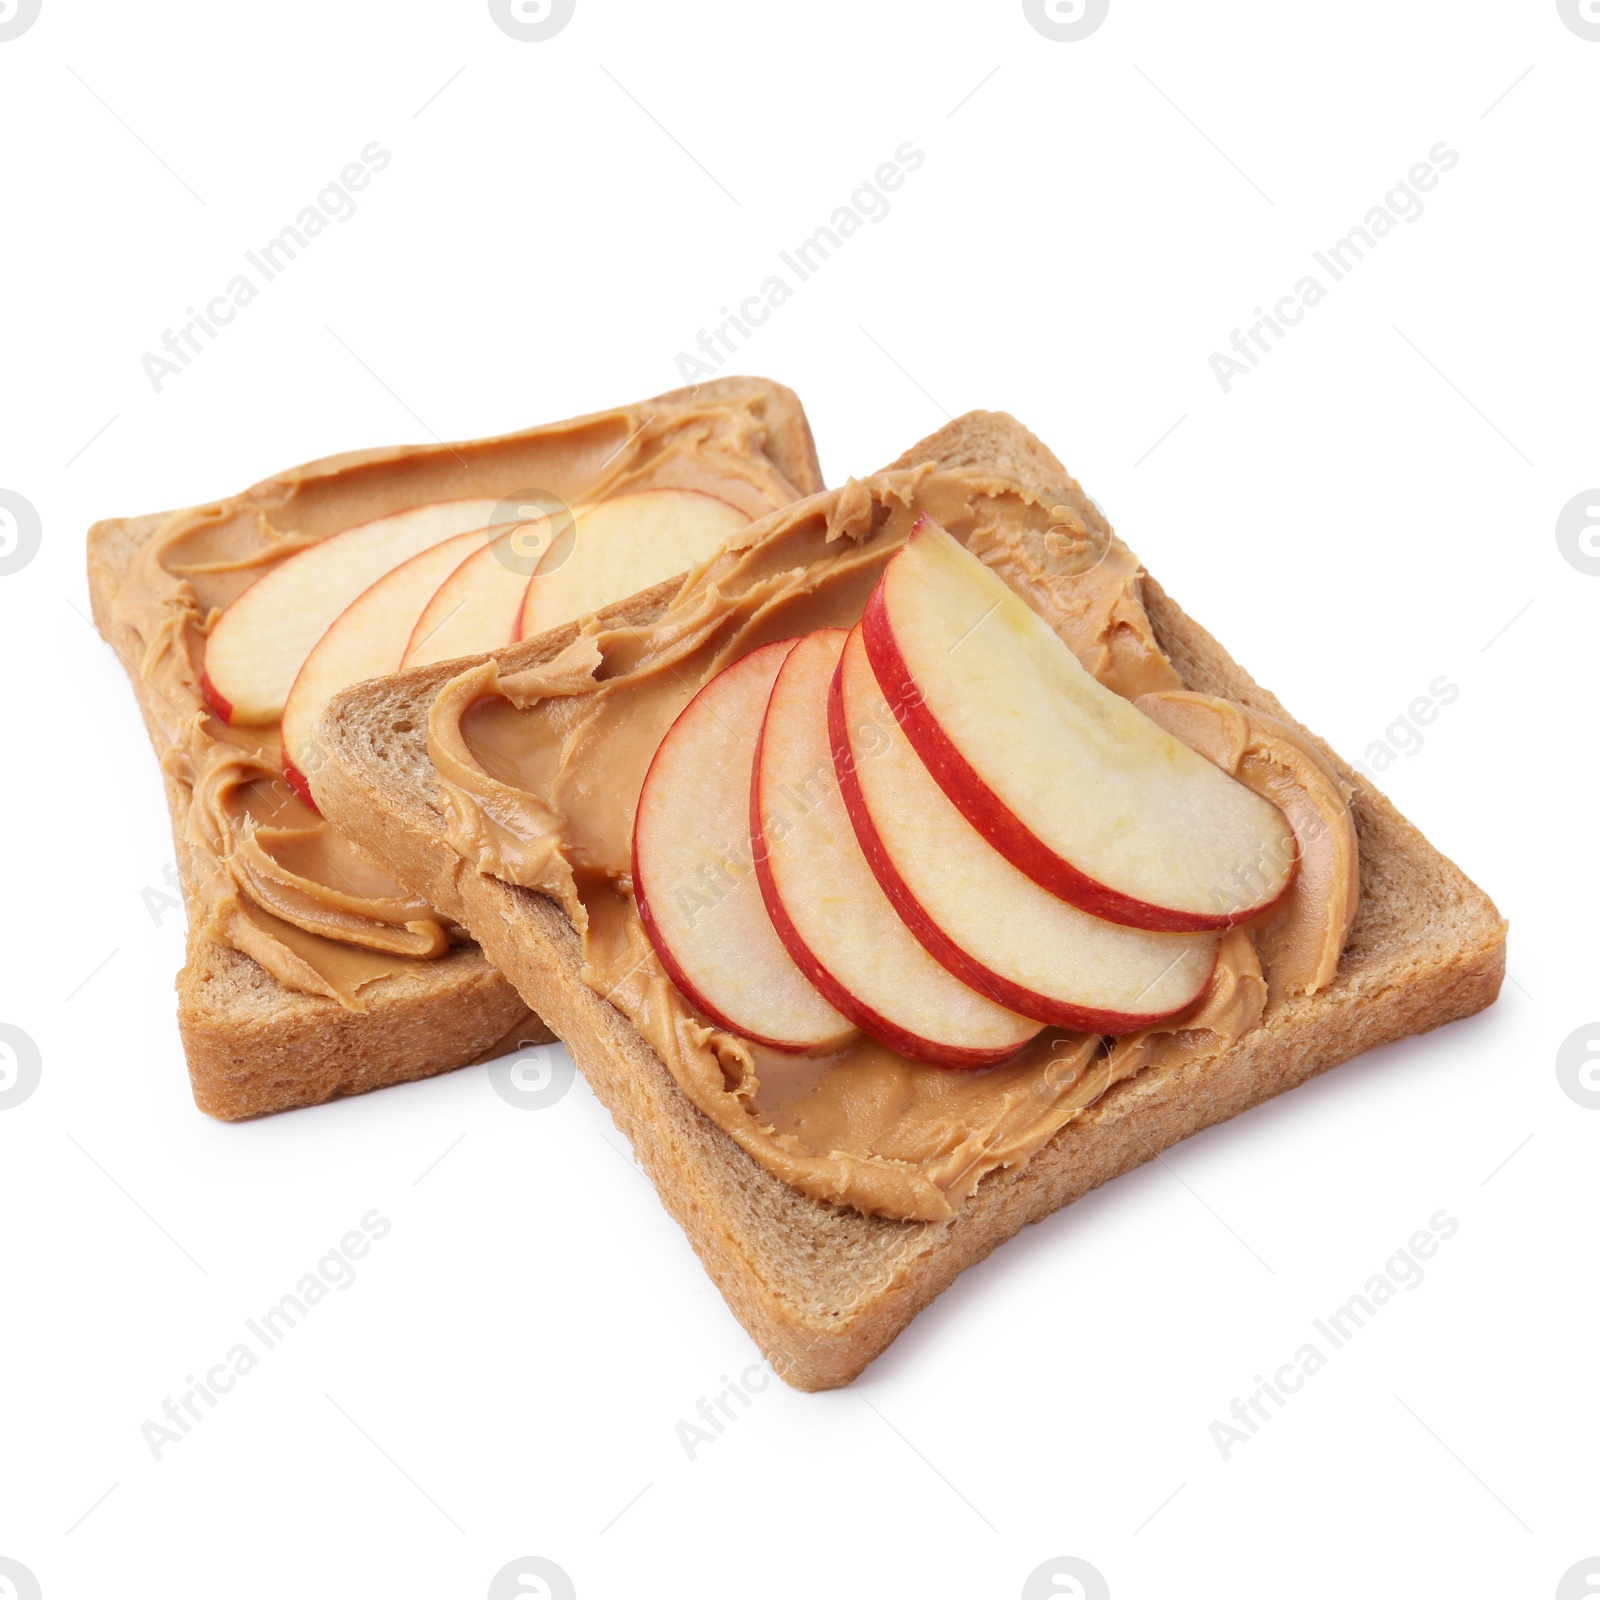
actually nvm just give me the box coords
[280,529,487,804]
[1136,689,1359,1002]
[633,641,857,1052]
[203,497,503,725]
[832,625,1218,1030]
[752,629,1041,1069]
[862,516,1296,932]
[517,488,749,642]
[404,525,530,669]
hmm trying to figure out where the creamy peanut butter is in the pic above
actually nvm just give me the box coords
[1105,927,1267,1083]
[1135,692,1360,1002]
[112,392,815,1008]
[426,468,1360,1221]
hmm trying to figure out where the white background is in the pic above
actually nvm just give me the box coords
[1,2,1595,1597]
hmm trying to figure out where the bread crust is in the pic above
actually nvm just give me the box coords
[310,411,1506,1386]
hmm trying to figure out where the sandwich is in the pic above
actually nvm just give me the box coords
[87,377,823,1117]
[313,410,1503,1389]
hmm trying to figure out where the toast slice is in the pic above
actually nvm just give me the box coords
[88,377,824,1119]
[308,412,1505,1387]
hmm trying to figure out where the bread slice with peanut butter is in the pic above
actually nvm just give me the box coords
[87,377,824,1118]
[307,411,1505,1387]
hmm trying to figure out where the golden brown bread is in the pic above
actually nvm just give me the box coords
[308,411,1505,1386]
[87,376,824,1119]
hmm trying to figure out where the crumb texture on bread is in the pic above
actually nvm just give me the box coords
[311,411,1505,1387]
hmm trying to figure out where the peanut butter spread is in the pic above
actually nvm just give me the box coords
[113,394,814,1008]
[427,469,1360,1221]
[1135,692,1361,1002]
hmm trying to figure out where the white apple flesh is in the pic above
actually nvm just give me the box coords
[203,497,503,725]
[279,529,486,805]
[862,516,1296,932]
[517,488,749,642]
[752,628,1041,1069]
[632,640,857,1052]
[832,625,1218,1030]
[403,525,533,669]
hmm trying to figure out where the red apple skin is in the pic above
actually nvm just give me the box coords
[281,751,318,812]
[632,870,778,1047]
[826,653,1218,1033]
[860,561,1289,935]
[749,651,1028,1073]
[201,670,234,724]
[633,849,832,1055]
[631,643,839,1055]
